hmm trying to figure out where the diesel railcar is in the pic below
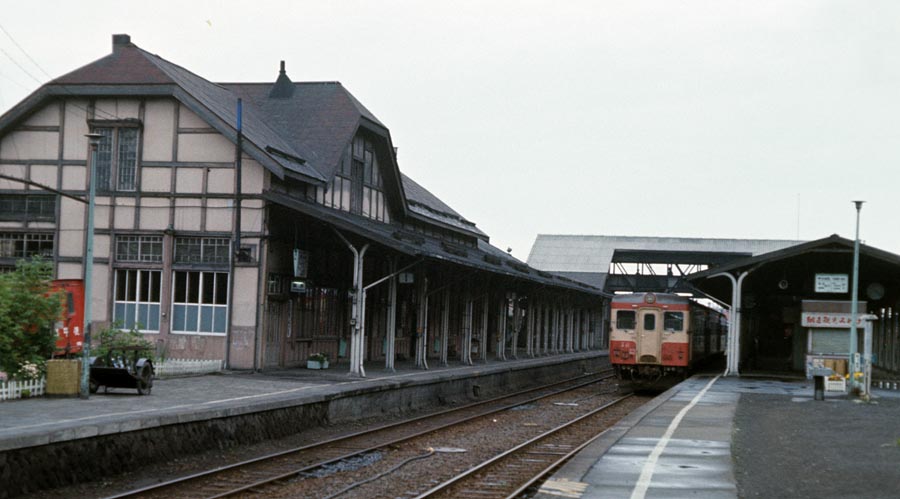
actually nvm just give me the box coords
[609,292,726,382]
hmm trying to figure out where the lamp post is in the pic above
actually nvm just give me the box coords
[80,133,103,398]
[849,200,864,391]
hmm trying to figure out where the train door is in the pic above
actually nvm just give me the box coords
[636,308,662,363]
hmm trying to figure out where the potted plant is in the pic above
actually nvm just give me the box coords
[307,352,329,370]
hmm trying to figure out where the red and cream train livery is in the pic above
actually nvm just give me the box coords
[610,293,726,381]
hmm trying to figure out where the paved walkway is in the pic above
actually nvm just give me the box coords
[0,352,601,452]
[537,376,900,499]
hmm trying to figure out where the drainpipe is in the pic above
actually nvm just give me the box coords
[225,99,242,371]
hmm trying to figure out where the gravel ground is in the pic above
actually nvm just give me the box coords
[733,394,900,499]
[21,378,626,499]
[18,401,456,499]
[248,383,647,499]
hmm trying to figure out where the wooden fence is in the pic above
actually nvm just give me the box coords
[0,378,46,401]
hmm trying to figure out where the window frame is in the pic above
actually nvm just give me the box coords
[321,134,390,223]
[616,310,636,330]
[115,235,163,263]
[643,312,657,331]
[174,236,231,265]
[90,123,141,193]
[663,311,684,332]
[0,232,54,260]
[171,270,230,335]
[112,269,162,333]
[0,194,56,222]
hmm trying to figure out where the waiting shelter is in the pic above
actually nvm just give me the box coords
[688,235,900,378]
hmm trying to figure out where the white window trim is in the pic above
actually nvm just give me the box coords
[113,269,162,334]
[170,270,230,335]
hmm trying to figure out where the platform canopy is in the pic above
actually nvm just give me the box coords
[527,235,801,294]
[687,234,900,376]
[687,234,900,309]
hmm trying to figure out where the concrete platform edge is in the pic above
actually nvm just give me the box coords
[1,352,604,452]
[533,377,686,498]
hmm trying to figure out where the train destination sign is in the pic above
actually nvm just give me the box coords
[801,312,865,328]
[815,274,848,293]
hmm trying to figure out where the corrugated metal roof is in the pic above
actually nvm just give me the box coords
[527,235,803,273]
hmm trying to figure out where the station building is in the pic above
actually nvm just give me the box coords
[0,34,606,374]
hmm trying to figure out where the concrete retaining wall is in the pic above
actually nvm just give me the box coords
[1,355,607,498]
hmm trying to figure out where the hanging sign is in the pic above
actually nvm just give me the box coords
[815,274,848,293]
[801,312,865,328]
[293,249,309,278]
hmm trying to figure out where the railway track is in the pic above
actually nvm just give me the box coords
[106,371,615,499]
[414,394,633,499]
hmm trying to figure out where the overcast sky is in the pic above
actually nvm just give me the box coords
[2,1,898,259]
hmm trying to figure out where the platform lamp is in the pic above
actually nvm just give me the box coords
[849,200,864,391]
[80,132,103,399]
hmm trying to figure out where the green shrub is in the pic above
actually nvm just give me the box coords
[93,321,155,361]
[0,258,62,377]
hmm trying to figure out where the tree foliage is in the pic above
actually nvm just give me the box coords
[0,258,63,377]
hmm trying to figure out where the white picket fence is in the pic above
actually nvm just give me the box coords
[154,358,223,378]
[0,378,46,401]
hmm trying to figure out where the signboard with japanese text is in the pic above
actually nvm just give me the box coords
[801,312,864,328]
[293,249,309,278]
[815,274,848,293]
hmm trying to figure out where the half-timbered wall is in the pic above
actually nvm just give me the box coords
[0,97,267,368]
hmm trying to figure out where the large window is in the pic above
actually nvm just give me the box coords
[0,232,53,259]
[664,312,684,332]
[113,269,161,332]
[115,235,163,262]
[172,271,229,334]
[616,310,636,330]
[0,194,56,222]
[175,237,230,264]
[321,135,390,223]
[93,126,139,191]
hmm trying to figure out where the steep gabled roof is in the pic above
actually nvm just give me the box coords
[7,35,324,184]
[223,80,382,184]
[1,34,489,246]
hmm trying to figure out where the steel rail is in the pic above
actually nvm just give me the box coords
[105,369,614,499]
[205,373,614,499]
[413,394,634,499]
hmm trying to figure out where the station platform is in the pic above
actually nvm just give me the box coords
[536,375,900,499]
[0,351,606,498]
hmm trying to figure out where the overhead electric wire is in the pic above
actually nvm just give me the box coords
[0,24,53,80]
[0,23,119,121]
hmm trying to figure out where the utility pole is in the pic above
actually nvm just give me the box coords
[849,200,864,392]
[80,133,103,398]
